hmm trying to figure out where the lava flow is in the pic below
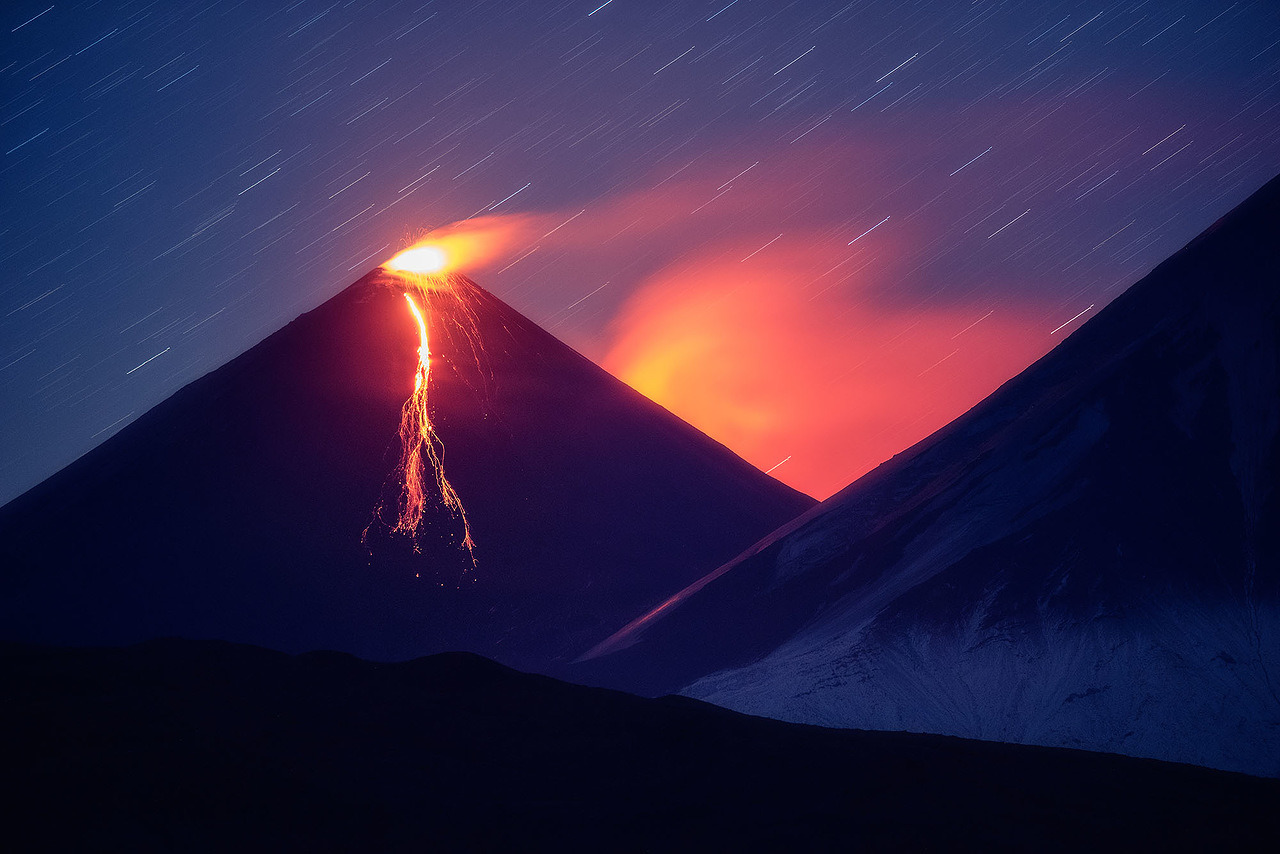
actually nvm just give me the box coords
[372,243,477,564]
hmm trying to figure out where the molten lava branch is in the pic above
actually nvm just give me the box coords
[389,287,476,563]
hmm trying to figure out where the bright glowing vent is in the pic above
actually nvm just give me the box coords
[386,245,448,274]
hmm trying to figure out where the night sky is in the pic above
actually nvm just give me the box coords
[3,0,1278,503]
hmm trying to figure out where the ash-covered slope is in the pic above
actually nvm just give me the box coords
[0,270,811,674]
[581,175,1280,777]
[6,638,1278,851]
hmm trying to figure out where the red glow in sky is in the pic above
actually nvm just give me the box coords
[601,241,1052,500]
[435,138,1067,500]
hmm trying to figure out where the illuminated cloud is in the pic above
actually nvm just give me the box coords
[520,132,1053,498]
[601,239,1052,499]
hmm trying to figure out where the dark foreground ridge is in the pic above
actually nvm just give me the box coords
[5,638,1277,852]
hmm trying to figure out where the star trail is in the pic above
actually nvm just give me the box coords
[3,0,1278,500]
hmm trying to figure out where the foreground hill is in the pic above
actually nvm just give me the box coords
[4,638,1277,852]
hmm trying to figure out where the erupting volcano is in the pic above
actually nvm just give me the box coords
[0,246,811,673]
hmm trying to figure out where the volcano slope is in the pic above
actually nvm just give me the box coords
[579,175,1280,777]
[0,269,811,674]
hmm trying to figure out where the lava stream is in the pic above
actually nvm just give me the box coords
[389,287,476,561]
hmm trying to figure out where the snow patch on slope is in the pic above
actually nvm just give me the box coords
[686,598,1280,777]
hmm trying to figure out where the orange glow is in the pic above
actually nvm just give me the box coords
[603,243,1053,500]
[387,245,448,275]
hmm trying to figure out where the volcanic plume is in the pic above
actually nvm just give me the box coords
[0,259,811,675]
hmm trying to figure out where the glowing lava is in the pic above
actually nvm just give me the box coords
[387,245,448,274]
[393,290,475,557]
[371,243,478,564]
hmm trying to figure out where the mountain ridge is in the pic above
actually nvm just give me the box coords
[578,174,1280,776]
[6,637,1278,851]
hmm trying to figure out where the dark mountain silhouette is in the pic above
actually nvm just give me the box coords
[5,638,1278,852]
[0,269,811,674]
[578,175,1280,777]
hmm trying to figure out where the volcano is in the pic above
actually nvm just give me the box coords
[0,268,811,674]
[580,175,1280,777]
